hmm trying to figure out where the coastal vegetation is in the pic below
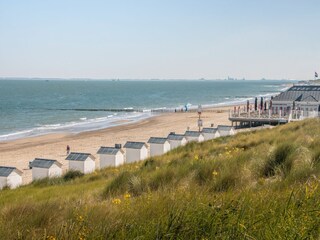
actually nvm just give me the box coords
[1,119,320,239]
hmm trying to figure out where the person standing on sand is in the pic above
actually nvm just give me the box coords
[66,145,70,155]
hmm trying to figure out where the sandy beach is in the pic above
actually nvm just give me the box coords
[0,107,232,184]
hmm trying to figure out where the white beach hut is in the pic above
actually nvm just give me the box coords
[217,125,236,136]
[0,166,23,190]
[148,137,171,157]
[66,152,96,174]
[123,141,148,163]
[201,128,220,140]
[29,158,63,180]
[184,131,205,142]
[167,132,188,149]
[97,144,125,168]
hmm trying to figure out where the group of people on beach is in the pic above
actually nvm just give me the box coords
[175,105,189,113]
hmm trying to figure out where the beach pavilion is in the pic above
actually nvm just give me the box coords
[271,85,320,116]
[124,141,149,163]
[97,145,125,168]
[29,158,63,181]
[0,166,23,190]
[66,152,96,174]
[148,137,171,157]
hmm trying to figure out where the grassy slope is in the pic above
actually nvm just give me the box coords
[2,119,320,239]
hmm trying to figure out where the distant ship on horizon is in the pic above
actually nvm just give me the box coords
[226,76,246,81]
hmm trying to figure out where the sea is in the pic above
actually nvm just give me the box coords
[0,79,294,141]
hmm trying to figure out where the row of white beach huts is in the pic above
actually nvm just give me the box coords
[0,125,235,190]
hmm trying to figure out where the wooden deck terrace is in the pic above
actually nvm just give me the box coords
[229,110,289,128]
[229,109,320,128]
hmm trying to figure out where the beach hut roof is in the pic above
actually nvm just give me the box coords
[202,128,218,133]
[66,152,95,161]
[217,125,234,131]
[167,133,186,141]
[97,147,124,155]
[30,158,62,169]
[148,137,168,144]
[272,85,320,102]
[184,131,202,137]
[124,141,147,149]
[0,166,22,177]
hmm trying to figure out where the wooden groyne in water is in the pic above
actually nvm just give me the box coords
[46,108,173,113]
[45,108,230,113]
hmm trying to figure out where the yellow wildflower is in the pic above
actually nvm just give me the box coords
[124,193,131,199]
[212,170,219,176]
[112,198,121,204]
[194,155,199,160]
[77,215,84,222]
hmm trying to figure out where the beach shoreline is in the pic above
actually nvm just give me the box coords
[0,79,290,143]
[0,106,232,184]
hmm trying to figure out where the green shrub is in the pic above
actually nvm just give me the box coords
[193,160,219,185]
[87,174,102,182]
[32,177,65,187]
[103,171,132,196]
[212,169,238,192]
[149,168,176,191]
[63,170,84,181]
[312,148,320,166]
[142,158,162,171]
[128,175,146,195]
[263,143,296,177]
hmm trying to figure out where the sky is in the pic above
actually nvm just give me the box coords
[0,0,319,80]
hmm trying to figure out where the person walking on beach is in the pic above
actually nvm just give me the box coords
[66,145,70,155]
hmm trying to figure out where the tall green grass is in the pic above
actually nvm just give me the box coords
[1,119,320,239]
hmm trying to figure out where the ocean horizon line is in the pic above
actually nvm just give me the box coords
[0,77,299,81]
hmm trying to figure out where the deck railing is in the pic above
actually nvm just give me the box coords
[229,109,320,122]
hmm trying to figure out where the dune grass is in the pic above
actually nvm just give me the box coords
[1,119,320,239]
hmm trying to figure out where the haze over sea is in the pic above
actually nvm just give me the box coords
[0,79,293,141]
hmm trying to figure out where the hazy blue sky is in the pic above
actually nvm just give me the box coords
[0,0,319,80]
